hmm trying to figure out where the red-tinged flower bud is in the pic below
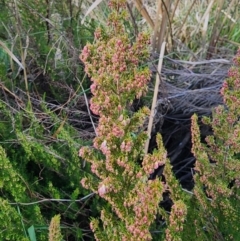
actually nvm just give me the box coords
[98,184,107,197]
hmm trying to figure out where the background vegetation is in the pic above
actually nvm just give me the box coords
[0,0,239,240]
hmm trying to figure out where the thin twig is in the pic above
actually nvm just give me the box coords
[175,0,197,37]
[75,74,97,135]
[12,0,32,107]
[0,39,24,69]
[9,193,95,206]
[144,42,166,154]
[165,57,231,65]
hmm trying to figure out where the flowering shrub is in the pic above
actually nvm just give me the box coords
[78,0,168,240]
[190,48,240,240]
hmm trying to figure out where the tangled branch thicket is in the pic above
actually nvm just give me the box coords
[147,54,231,189]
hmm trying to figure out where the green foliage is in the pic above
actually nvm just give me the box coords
[0,198,29,241]
[0,0,99,240]
[189,48,240,240]
[0,145,26,201]
[0,100,93,240]
[1,0,97,101]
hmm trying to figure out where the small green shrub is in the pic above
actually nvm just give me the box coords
[0,100,92,240]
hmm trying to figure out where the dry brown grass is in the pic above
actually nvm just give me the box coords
[82,0,239,59]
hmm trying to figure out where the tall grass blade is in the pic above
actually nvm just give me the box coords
[134,0,154,29]
[28,225,37,241]
[201,0,214,39]
[0,39,24,69]
[81,0,104,24]
[206,0,225,59]
[17,205,28,238]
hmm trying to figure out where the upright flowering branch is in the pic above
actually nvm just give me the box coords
[162,160,188,241]
[79,1,166,240]
[190,48,240,240]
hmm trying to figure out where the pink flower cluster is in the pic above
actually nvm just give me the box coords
[79,24,152,119]
[97,176,121,198]
[81,45,90,62]
[123,179,162,240]
[98,184,107,197]
[142,151,167,175]
[120,140,133,152]
[165,200,187,240]
[116,157,136,177]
